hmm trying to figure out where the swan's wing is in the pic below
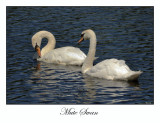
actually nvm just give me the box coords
[41,46,86,65]
[87,58,134,80]
[63,46,86,60]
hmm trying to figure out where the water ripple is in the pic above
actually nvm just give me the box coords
[7,6,153,104]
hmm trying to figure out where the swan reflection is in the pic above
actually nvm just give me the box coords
[29,62,140,104]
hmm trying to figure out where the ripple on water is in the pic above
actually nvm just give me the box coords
[6,7,153,104]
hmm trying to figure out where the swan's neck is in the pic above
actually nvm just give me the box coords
[40,32,56,57]
[82,36,96,73]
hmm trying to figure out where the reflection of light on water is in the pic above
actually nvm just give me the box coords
[28,62,83,103]
[28,61,141,104]
[6,7,153,104]
[31,61,81,81]
[82,74,140,104]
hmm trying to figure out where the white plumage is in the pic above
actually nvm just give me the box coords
[32,30,86,65]
[38,46,86,65]
[78,29,142,81]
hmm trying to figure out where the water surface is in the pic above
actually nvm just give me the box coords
[6,6,154,104]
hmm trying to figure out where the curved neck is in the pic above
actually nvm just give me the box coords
[41,32,56,57]
[82,35,97,73]
[32,31,56,57]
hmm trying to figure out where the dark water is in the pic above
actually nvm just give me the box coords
[6,6,154,104]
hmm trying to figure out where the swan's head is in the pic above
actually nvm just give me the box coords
[32,31,43,49]
[32,30,55,58]
[78,29,96,44]
[35,43,41,58]
[32,32,42,58]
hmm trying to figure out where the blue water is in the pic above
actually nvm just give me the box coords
[6,6,153,104]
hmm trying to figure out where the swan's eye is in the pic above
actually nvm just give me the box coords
[81,33,84,37]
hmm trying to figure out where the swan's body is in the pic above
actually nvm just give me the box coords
[78,29,142,81]
[32,31,86,65]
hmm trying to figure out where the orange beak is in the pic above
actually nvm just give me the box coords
[78,37,84,44]
[35,47,41,58]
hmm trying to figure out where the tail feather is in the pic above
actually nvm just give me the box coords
[127,71,143,81]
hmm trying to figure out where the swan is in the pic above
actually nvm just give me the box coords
[31,30,86,65]
[78,29,142,81]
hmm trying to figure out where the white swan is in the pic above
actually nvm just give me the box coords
[32,30,86,65]
[78,29,142,81]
